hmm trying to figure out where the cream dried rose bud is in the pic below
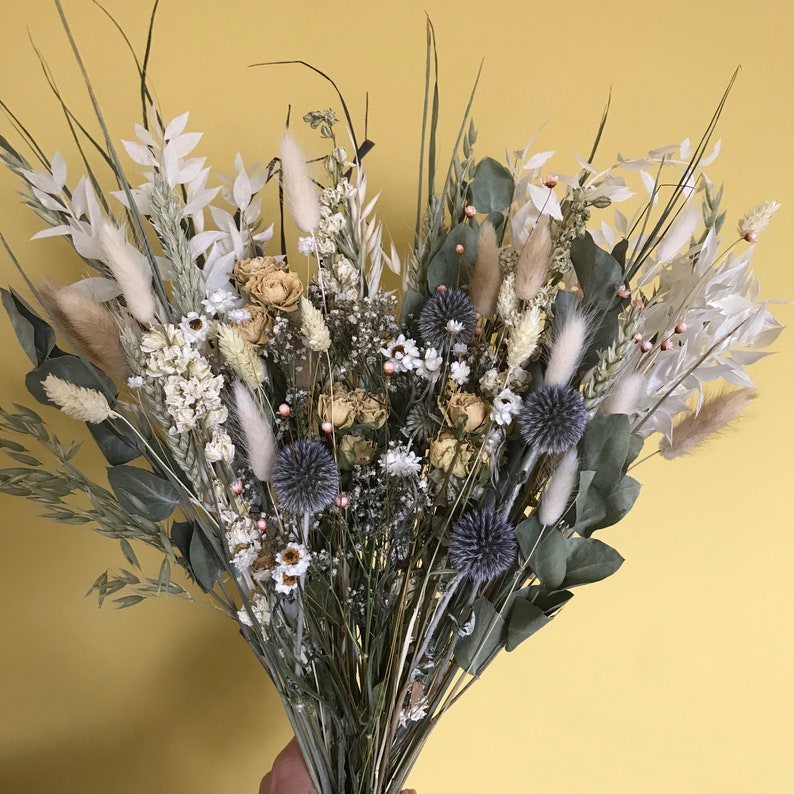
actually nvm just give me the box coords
[233,255,281,286]
[235,304,273,347]
[447,392,490,433]
[428,432,475,478]
[317,383,358,429]
[245,267,304,312]
[337,434,377,469]
[354,391,388,429]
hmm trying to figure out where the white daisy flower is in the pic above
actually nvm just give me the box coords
[202,289,240,317]
[381,334,421,373]
[275,542,311,577]
[179,312,211,344]
[273,568,300,595]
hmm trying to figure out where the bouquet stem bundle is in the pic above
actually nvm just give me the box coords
[0,7,782,793]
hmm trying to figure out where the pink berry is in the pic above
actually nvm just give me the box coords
[278,403,291,417]
[334,493,350,508]
[455,244,465,255]
[464,205,477,218]
[543,174,559,188]
[436,285,447,293]
[744,230,758,243]
[383,361,396,375]
[633,332,644,343]
[231,480,243,495]
[321,421,334,434]
[617,284,631,299]
[257,518,268,532]
[640,340,652,353]
[661,338,673,351]
[675,322,688,334]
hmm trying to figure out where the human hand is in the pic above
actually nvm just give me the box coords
[260,738,417,794]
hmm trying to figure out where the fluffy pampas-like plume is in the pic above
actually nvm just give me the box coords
[659,389,756,459]
[538,448,579,527]
[515,215,552,302]
[280,131,321,234]
[43,374,115,423]
[470,221,501,318]
[544,311,589,387]
[233,381,276,482]
[38,279,129,382]
[97,222,157,325]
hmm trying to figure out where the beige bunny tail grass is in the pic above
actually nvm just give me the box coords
[280,130,321,234]
[660,389,757,460]
[233,380,276,481]
[470,221,501,319]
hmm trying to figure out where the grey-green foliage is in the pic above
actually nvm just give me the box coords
[149,175,203,317]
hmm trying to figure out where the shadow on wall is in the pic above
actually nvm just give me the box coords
[0,616,289,794]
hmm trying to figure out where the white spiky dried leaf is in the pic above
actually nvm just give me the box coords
[42,374,115,423]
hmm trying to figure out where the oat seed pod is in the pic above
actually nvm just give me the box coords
[218,325,265,390]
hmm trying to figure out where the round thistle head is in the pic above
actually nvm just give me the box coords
[271,440,339,515]
[519,384,587,455]
[449,508,516,583]
[418,288,477,350]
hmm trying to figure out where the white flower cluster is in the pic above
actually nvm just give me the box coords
[141,323,228,434]
[237,592,271,629]
[314,179,357,257]
[222,508,262,576]
[273,542,311,595]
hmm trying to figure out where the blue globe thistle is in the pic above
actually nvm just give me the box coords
[271,440,339,515]
[519,384,587,455]
[418,288,477,350]
[449,508,516,583]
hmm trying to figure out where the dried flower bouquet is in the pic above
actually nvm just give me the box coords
[0,7,783,794]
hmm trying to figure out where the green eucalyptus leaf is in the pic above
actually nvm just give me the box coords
[571,233,624,307]
[550,290,577,336]
[531,529,567,589]
[189,527,222,593]
[563,537,624,587]
[573,473,641,536]
[170,519,194,563]
[455,596,506,675]
[581,414,632,492]
[88,420,141,465]
[1,287,56,366]
[611,238,629,267]
[532,588,574,617]
[107,465,181,522]
[468,157,514,213]
[426,223,479,292]
[506,598,551,652]
[515,514,543,559]
[625,433,645,470]
[400,288,428,325]
[26,355,117,406]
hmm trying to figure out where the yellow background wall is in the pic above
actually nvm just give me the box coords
[0,1,791,792]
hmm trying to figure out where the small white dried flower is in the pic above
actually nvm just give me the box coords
[450,360,471,385]
[238,592,271,629]
[490,388,523,426]
[127,376,144,390]
[43,374,115,423]
[297,236,316,256]
[299,297,331,352]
